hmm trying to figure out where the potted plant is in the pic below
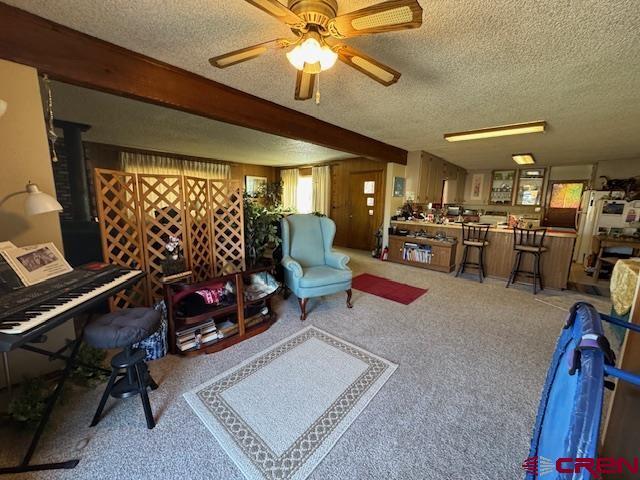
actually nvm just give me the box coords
[243,194,282,265]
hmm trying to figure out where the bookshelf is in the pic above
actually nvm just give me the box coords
[164,263,279,356]
[388,235,457,273]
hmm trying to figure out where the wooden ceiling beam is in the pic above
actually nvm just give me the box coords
[0,3,407,165]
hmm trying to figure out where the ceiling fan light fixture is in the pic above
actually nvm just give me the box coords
[286,33,337,72]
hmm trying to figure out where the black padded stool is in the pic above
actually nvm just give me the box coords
[84,308,161,429]
[505,227,548,294]
[455,223,491,282]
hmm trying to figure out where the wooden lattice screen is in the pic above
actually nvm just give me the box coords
[211,180,246,276]
[185,176,215,282]
[137,174,189,303]
[95,168,245,308]
[94,169,149,309]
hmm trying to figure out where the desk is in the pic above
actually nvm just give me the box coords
[592,235,640,280]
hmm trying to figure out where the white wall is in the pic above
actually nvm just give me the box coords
[594,159,640,187]
[0,59,73,390]
[382,163,407,247]
[548,164,594,181]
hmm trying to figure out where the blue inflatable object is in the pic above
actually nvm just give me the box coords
[525,302,640,479]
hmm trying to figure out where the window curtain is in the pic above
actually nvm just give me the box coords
[120,151,230,179]
[312,165,331,216]
[281,168,299,211]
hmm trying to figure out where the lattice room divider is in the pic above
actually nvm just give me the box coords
[94,168,245,308]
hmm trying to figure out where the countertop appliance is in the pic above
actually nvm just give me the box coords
[574,190,638,263]
[446,205,462,216]
[479,214,508,226]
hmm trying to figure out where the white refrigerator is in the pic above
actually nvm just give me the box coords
[573,190,635,264]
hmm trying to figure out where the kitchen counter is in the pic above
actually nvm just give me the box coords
[390,220,577,238]
[389,221,576,289]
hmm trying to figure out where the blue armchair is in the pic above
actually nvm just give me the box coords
[281,214,353,320]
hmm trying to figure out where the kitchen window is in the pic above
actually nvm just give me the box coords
[296,175,313,214]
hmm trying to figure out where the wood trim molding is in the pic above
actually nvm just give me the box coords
[0,3,407,165]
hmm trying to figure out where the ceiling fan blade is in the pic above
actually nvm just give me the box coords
[327,0,423,38]
[295,70,316,101]
[334,44,401,86]
[210,38,297,68]
[243,0,305,27]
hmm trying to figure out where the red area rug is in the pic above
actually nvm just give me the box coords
[352,273,428,305]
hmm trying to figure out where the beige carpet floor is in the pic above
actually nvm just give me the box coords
[0,249,588,479]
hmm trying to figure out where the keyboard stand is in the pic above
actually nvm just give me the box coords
[0,329,107,474]
[0,267,145,474]
[0,330,86,475]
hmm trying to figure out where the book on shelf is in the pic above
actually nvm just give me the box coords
[161,270,192,283]
[176,319,223,351]
[177,330,223,351]
[403,244,432,263]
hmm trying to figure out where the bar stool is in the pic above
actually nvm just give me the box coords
[456,223,491,282]
[84,308,161,429]
[505,227,548,294]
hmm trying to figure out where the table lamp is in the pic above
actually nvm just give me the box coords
[0,182,63,216]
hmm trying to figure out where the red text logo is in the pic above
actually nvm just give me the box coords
[522,456,639,477]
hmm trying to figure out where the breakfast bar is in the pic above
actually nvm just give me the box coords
[389,220,577,289]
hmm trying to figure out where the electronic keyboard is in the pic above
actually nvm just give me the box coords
[0,264,143,336]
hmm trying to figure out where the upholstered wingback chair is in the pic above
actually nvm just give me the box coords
[281,214,353,320]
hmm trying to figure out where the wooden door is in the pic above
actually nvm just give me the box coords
[347,170,384,251]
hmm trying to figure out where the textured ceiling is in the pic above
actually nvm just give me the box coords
[46,80,351,166]
[11,0,640,169]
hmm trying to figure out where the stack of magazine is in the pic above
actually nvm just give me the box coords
[175,319,223,352]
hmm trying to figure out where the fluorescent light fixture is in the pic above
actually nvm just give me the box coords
[444,121,546,142]
[512,153,536,165]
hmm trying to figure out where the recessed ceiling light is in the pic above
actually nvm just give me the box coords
[512,153,536,165]
[444,121,546,142]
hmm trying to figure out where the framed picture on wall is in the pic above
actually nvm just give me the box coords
[393,176,406,197]
[245,175,267,197]
[470,173,484,201]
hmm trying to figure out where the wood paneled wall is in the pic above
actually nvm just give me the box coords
[84,142,277,183]
[231,164,277,183]
[330,158,387,247]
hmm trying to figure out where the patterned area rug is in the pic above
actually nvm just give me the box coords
[184,326,397,480]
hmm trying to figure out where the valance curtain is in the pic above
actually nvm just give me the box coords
[120,152,230,179]
[312,165,331,216]
[281,168,299,211]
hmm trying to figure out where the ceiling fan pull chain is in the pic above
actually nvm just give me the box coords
[315,73,321,105]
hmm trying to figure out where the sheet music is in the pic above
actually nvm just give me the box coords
[0,243,72,286]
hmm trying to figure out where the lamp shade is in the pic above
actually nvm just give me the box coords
[0,99,6,118]
[23,183,63,216]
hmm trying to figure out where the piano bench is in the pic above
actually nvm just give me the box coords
[84,308,161,429]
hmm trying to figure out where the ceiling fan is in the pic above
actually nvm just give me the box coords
[209,0,423,101]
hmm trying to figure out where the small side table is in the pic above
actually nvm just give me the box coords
[592,235,640,280]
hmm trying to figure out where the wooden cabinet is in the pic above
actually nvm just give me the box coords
[388,235,457,272]
[414,152,466,204]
